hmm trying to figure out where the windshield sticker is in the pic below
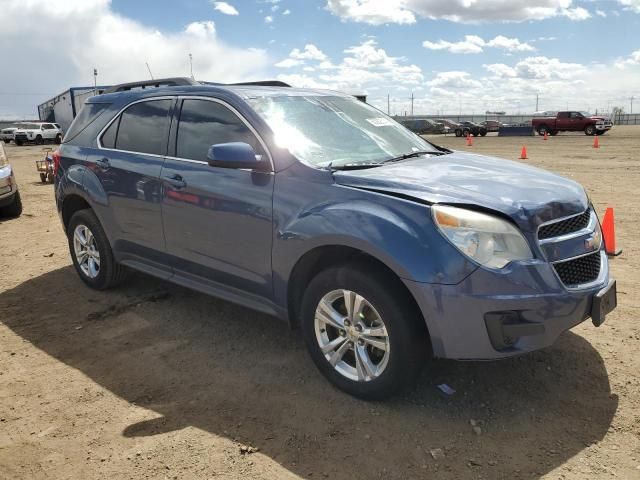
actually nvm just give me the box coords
[366,117,394,127]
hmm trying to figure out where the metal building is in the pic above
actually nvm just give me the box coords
[38,86,109,131]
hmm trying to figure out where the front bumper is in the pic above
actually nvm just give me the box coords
[404,251,613,360]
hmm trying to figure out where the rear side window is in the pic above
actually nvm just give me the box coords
[63,103,110,143]
[175,99,266,162]
[112,100,171,155]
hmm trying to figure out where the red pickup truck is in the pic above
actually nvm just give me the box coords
[531,111,613,136]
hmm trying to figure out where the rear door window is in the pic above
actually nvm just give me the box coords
[113,100,171,155]
[175,99,266,162]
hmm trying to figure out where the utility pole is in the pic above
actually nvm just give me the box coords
[631,96,635,114]
[189,53,194,80]
[410,92,414,116]
[93,68,98,95]
[387,94,390,115]
[535,94,539,112]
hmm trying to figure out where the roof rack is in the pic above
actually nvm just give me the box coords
[103,77,199,94]
[102,77,292,95]
[228,81,291,87]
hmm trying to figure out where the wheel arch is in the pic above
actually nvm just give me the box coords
[61,194,92,232]
[286,245,430,344]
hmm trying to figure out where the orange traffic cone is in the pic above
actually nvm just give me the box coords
[601,207,622,256]
[543,131,548,141]
[519,145,528,159]
[466,134,473,147]
[593,135,600,148]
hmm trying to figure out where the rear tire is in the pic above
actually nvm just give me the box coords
[39,173,47,183]
[67,209,128,290]
[300,262,428,400]
[454,129,463,137]
[55,134,62,144]
[3,139,9,144]
[1,191,22,218]
[15,140,23,146]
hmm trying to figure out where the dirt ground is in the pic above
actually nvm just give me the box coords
[0,127,639,480]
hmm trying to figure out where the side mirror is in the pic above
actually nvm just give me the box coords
[206,142,264,170]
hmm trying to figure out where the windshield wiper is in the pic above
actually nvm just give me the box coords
[326,162,385,171]
[381,150,447,164]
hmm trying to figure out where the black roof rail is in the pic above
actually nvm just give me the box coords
[228,81,291,87]
[103,77,199,94]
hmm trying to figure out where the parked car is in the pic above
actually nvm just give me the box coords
[1,127,17,144]
[453,121,488,137]
[480,120,503,133]
[0,143,22,218]
[13,122,63,146]
[532,111,613,136]
[399,119,447,135]
[55,79,617,399]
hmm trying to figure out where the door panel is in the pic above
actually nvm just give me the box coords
[160,98,274,300]
[89,98,172,270]
[161,161,274,298]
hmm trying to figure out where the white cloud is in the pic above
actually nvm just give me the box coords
[326,0,416,25]
[212,1,239,15]
[614,49,640,69]
[427,71,482,89]
[275,58,304,68]
[185,21,216,38]
[327,0,593,24]
[595,9,607,17]
[0,0,269,117]
[617,0,640,12]
[264,15,274,23]
[423,35,533,54]
[485,56,587,80]
[282,9,291,15]
[561,7,591,20]
[276,39,423,94]
[290,44,328,61]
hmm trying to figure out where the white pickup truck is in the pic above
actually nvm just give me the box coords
[13,122,63,146]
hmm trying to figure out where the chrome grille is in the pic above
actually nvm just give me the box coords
[538,209,591,240]
[553,252,601,287]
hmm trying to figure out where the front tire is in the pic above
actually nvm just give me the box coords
[55,134,62,144]
[35,135,43,145]
[67,209,127,290]
[585,125,596,136]
[1,191,22,218]
[39,173,47,183]
[3,139,9,144]
[454,129,463,137]
[538,125,549,136]
[301,262,428,400]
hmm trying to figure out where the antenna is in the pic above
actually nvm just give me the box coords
[189,53,194,80]
[145,62,154,80]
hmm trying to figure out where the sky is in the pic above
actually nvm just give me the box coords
[1,0,639,119]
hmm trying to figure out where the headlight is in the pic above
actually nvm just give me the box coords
[432,205,533,269]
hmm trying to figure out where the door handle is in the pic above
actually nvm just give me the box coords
[96,157,110,169]
[163,173,187,189]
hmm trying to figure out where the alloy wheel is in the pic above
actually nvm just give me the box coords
[314,289,390,382]
[73,224,101,279]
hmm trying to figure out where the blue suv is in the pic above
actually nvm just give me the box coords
[54,78,617,399]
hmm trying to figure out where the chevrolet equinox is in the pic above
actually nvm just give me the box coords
[54,78,617,399]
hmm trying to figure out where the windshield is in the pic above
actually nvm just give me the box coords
[579,111,592,117]
[16,123,40,130]
[247,95,439,167]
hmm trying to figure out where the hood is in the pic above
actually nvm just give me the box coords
[589,116,610,121]
[333,151,588,232]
